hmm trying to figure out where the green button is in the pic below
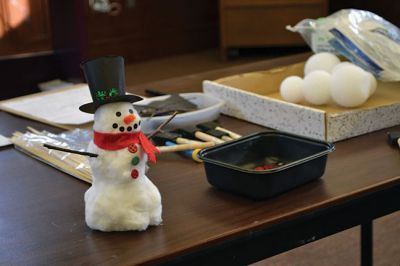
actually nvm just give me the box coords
[131,156,140,165]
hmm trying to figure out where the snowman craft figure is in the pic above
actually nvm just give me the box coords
[79,56,162,231]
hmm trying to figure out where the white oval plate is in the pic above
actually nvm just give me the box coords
[135,93,224,133]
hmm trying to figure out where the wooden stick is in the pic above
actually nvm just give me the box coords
[44,144,98,157]
[221,135,233,141]
[11,132,92,183]
[26,126,42,135]
[215,126,241,139]
[147,111,178,139]
[175,137,204,145]
[157,141,215,153]
[194,131,224,144]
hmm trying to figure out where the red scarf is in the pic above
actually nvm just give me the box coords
[93,131,159,163]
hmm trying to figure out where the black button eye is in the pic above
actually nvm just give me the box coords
[129,109,133,114]
[112,123,118,129]
[116,112,121,117]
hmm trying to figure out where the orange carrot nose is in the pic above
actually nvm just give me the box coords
[123,114,136,125]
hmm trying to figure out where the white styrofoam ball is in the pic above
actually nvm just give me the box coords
[279,76,304,103]
[330,65,371,108]
[366,72,377,96]
[332,62,378,97]
[332,62,354,73]
[303,70,331,105]
[304,52,341,76]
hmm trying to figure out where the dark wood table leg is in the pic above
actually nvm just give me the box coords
[361,221,373,266]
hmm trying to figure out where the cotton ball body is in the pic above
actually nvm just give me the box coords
[304,52,341,76]
[330,65,371,108]
[280,76,304,103]
[86,102,162,232]
[303,70,331,105]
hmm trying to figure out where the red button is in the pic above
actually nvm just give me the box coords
[131,169,139,179]
[128,144,138,153]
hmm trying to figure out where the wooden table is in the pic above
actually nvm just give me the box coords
[1,53,399,265]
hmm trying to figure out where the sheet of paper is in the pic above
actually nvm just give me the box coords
[0,85,94,125]
[0,134,12,147]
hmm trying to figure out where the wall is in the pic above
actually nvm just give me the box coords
[85,0,219,62]
[0,0,218,99]
[0,0,51,56]
[330,1,400,26]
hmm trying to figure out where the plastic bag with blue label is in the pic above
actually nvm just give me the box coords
[287,9,400,81]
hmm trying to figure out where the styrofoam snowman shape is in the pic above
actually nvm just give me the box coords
[79,56,161,231]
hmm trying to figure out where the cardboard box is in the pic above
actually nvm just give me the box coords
[203,63,400,142]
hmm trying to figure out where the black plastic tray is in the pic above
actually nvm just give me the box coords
[198,131,334,200]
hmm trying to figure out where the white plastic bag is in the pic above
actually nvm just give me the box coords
[287,9,400,81]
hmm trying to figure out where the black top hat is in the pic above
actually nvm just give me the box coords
[79,56,143,113]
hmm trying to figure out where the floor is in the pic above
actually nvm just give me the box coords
[125,49,400,266]
[253,213,400,266]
